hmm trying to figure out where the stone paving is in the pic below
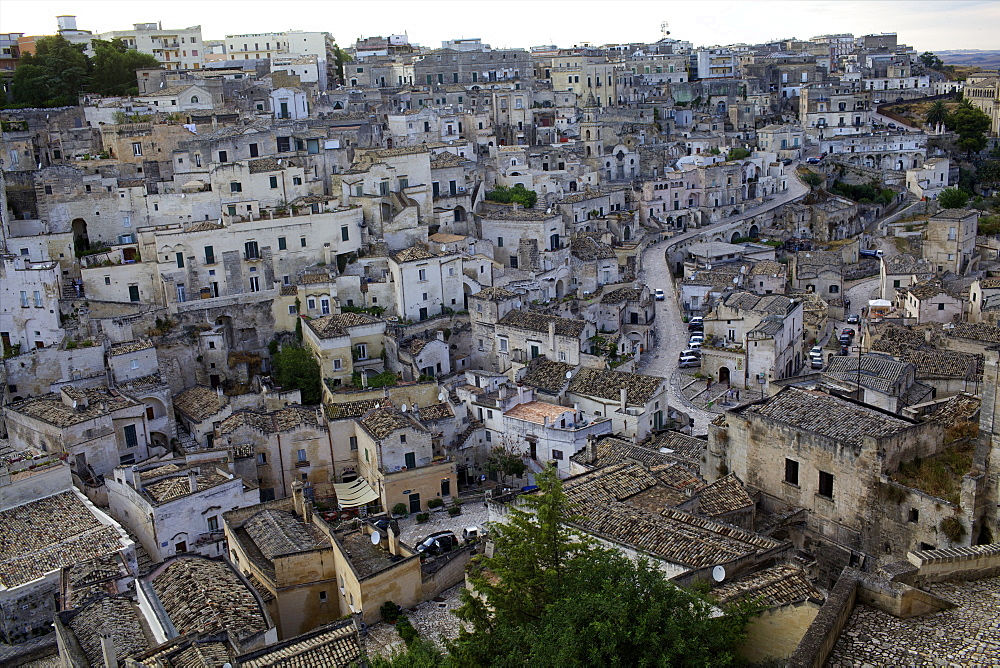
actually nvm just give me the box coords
[363,584,467,659]
[394,493,490,547]
[826,576,1000,667]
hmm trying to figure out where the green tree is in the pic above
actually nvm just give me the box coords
[946,104,992,157]
[925,100,948,128]
[801,172,823,188]
[485,183,538,208]
[11,35,89,107]
[484,444,527,487]
[726,147,751,160]
[89,38,159,97]
[919,51,944,70]
[332,44,353,85]
[938,187,970,209]
[440,466,760,667]
[272,345,322,404]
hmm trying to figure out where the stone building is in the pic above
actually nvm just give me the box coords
[922,208,979,276]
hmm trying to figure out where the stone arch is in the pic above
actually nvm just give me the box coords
[749,224,760,238]
[585,130,591,140]
[623,226,631,241]
[731,232,741,243]
[141,396,167,420]
[569,181,577,192]
[190,95,199,104]
[453,205,466,222]
[586,146,591,157]
[555,279,565,299]
[719,366,731,384]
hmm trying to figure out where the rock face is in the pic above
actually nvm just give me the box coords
[826,575,1000,666]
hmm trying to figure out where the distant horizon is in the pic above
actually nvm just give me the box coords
[2,1,999,53]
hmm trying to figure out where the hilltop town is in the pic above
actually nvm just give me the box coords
[1,17,999,666]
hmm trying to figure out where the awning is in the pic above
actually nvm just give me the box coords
[333,478,379,509]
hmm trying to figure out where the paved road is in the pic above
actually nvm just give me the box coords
[637,167,811,435]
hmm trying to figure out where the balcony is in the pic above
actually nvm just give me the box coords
[295,460,311,468]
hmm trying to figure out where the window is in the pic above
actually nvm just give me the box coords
[218,150,228,163]
[498,337,509,353]
[249,276,260,292]
[356,344,368,360]
[207,515,219,531]
[341,226,350,242]
[292,177,302,186]
[249,143,259,158]
[307,297,316,310]
[176,252,185,268]
[204,246,215,264]
[319,591,328,602]
[418,268,427,281]
[552,449,563,460]
[278,236,287,250]
[130,359,140,370]
[297,448,308,462]
[176,284,186,302]
[784,459,799,485]
[245,241,260,259]
[20,291,29,307]
[257,452,267,464]
[123,424,138,449]
[497,237,504,248]
[277,136,291,152]
[321,298,330,315]
[908,508,919,523]
[33,291,42,307]
[230,181,242,193]
[269,175,278,188]
[818,470,834,498]
[105,276,111,285]
[132,142,142,156]
[349,436,358,451]
[948,226,956,241]
[300,237,307,247]
[288,304,298,315]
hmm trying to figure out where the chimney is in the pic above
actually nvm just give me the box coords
[188,469,198,494]
[127,465,141,490]
[543,416,549,429]
[436,329,445,342]
[100,635,117,668]
[499,385,507,400]
[517,385,524,403]
[292,481,312,523]
[548,320,556,352]
[620,387,627,412]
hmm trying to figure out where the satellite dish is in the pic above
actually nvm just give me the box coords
[371,530,382,545]
[565,371,573,379]
[401,404,408,412]
[712,565,726,582]
[438,392,445,401]
[733,277,739,284]
[515,300,522,308]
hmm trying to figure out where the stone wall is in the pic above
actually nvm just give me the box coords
[787,568,860,668]
[420,544,474,600]
[907,543,1000,585]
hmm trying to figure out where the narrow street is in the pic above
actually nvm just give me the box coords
[637,168,811,435]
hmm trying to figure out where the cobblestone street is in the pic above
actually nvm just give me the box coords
[826,576,1000,667]
[363,584,467,659]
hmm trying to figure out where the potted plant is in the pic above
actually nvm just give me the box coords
[416,512,429,523]
[427,497,445,511]
[391,502,408,518]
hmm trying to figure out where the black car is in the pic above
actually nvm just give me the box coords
[416,531,458,556]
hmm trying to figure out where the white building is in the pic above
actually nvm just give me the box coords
[62,18,205,71]
[0,255,63,353]
[106,458,259,562]
[906,157,950,200]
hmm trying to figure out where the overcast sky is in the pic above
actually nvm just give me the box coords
[3,0,997,52]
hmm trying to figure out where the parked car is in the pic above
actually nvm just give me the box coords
[688,333,704,346]
[654,289,665,301]
[840,345,849,355]
[462,526,481,544]
[806,157,822,164]
[688,316,704,329]
[688,340,703,350]
[887,122,897,129]
[809,345,824,358]
[810,355,825,369]
[681,348,702,358]
[846,313,860,324]
[679,354,701,368]
[859,248,884,258]
[416,531,458,556]
[842,328,855,337]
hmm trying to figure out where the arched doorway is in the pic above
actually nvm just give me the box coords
[748,224,760,238]
[555,280,565,299]
[623,226,631,241]
[454,206,466,222]
[719,366,731,384]
[72,218,90,254]
[731,232,741,243]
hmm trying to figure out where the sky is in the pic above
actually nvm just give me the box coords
[2,0,998,52]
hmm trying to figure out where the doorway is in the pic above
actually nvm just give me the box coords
[719,366,731,384]
[409,493,421,513]
[441,479,451,497]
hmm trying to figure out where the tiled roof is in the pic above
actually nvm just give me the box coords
[559,189,608,204]
[722,291,794,316]
[904,278,951,301]
[237,619,362,668]
[147,556,270,641]
[498,310,586,337]
[403,337,432,356]
[794,250,843,268]
[0,491,127,588]
[922,393,981,429]
[645,430,706,466]
[824,353,912,395]
[504,400,574,425]
[218,406,321,435]
[359,406,428,439]
[243,509,328,559]
[737,387,912,448]
[143,468,233,505]
[185,220,224,233]
[117,373,167,395]
[568,367,664,406]
[712,564,824,608]
[109,339,153,356]
[430,151,469,168]
[472,286,519,302]
[8,387,140,428]
[600,287,644,304]
[173,385,228,422]
[570,236,617,260]
[307,312,381,338]
[748,260,784,277]
[66,595,151,665]
[948,322,1000,344]
[418,402,454,421]
[391,247,436,263]
[326,399,386,420]
[574,502,782,569]
[248,157,282,173]
[563,461,703,510]
[693,473,754,517]
[520,357,576,394]
[570,435,681,469]
[883,253,932,276]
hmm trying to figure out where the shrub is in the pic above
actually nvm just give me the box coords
[391,502,408,517]
[448,506,462,517]
[396,616,419,645]
[485,183,538,208]
[940,516,966,543]
[416,512,429,523]
[883,484,909,505]
[381,600,401,623]
[427,497,445,509]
